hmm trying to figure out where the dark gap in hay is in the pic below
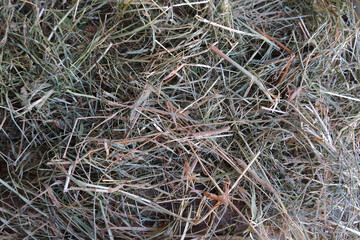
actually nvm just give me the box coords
[6,64,27,78]
[16,3,34,16]
[0,22,6,37]
[302,43,315,54]
[147,186,251,236]
[39,22,53,37]
[188,203,248,236]
[171,4,201,20]
[0,116,21,143]
[0,151,9,180]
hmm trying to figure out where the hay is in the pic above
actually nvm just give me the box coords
[0,0,359,239]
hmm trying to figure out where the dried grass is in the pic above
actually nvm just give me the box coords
[0,0,359,239]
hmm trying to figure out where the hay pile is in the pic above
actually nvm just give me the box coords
[1,0,359,239]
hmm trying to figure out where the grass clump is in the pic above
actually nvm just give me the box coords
[0,0,359,239]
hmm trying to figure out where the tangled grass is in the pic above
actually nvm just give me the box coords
[0,0,359,239]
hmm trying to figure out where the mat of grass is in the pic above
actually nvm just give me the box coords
[0,0,359,239]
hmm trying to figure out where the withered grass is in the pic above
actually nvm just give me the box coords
[0,0,359,239]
